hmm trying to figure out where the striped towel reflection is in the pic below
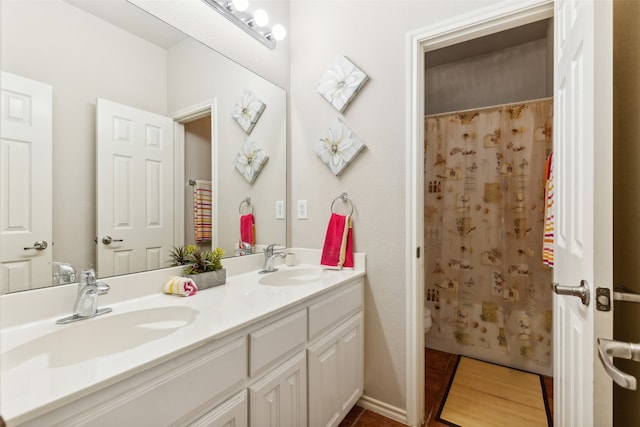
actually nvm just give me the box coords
[542,154,554,267]
[193,180,212,242]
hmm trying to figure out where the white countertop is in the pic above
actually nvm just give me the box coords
[0,251,365,425]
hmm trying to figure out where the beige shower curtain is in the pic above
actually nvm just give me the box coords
[424,98,553,370]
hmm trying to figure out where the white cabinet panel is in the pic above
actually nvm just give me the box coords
[308,313,363,427]
[249,351,307,427]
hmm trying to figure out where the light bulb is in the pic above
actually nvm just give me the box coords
[272,24,286,41]
[232,0,248,12]
[253,9,269,27]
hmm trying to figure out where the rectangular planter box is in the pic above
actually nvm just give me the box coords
[185,268,226,290]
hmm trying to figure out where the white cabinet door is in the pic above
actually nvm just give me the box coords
[249,351,307,427]
[308,313,363,427]
[189,390,247,427]
[0,71,52,293]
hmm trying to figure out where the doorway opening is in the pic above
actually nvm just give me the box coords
[422,19,554,424]
[184,115,213,250]
[171,100,218,252]
[405,2,554,426]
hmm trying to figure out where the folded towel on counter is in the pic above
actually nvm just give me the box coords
[240,213,255,246]
[193,180,212,243]
[320,213,354,269]
[163,276,198,297]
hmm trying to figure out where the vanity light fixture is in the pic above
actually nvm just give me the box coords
[201,0,286,49]
[253,9,269,27]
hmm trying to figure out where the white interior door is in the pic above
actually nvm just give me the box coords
[96,98,174,277]
[553,0,613,425]
[0,71,52,293]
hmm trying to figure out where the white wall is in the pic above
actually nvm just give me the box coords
[289,0,497,413]
[1,0,167,271]
[425,38,551,115]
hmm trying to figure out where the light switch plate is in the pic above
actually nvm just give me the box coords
[275,200,285,219]
[297,200,308,219]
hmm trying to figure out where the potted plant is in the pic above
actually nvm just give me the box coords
[169,245,226,290]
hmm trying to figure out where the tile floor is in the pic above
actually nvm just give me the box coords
[338,348,554,427]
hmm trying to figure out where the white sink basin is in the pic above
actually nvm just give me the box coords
[1,306,198,371]
[258,267,324,286]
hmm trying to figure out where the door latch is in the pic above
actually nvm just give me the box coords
[596,287,611,311]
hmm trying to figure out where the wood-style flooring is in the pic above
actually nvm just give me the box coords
[338,348,554,427]
[438,357,549,426]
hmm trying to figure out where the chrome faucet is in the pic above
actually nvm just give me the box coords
[235,241,254,256]
[260,244,286,273]
[51,261,77,285]
[56,269,112,324]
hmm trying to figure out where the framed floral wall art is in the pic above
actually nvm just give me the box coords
[316,55,368,113]
[316,118,366,176]
[232,91,266,134]
[235,137,269,184]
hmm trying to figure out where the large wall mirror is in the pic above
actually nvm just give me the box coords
[0,0,287,294]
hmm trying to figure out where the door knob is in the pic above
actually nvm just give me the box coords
[101,236,123,245]
[23,240,48,251]
[553,279,590,306]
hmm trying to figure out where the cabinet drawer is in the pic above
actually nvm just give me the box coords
[308,279,362,341]
[250,309,307,377]
[189,390,248,427]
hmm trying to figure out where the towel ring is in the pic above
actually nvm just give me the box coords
[330,193,354,216]
[239,197,254,215]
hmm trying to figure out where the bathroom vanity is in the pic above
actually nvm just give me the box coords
[0,250,365,427]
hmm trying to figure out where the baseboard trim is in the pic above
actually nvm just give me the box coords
[357,394,407,425]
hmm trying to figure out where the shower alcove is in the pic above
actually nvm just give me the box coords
[423,18,554,377]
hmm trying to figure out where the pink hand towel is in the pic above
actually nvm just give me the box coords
[321,213,354,269]
[240,213,255,245]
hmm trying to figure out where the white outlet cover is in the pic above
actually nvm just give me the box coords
[275,201,285,219]
[297,200,308,219]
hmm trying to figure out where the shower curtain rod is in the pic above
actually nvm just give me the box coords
[425,95,553,119]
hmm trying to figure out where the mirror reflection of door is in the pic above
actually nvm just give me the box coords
[0,71,53,293]
[96,98,174,277]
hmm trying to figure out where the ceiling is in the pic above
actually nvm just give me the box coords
[64,0,186,49]
[425,19,552,68]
